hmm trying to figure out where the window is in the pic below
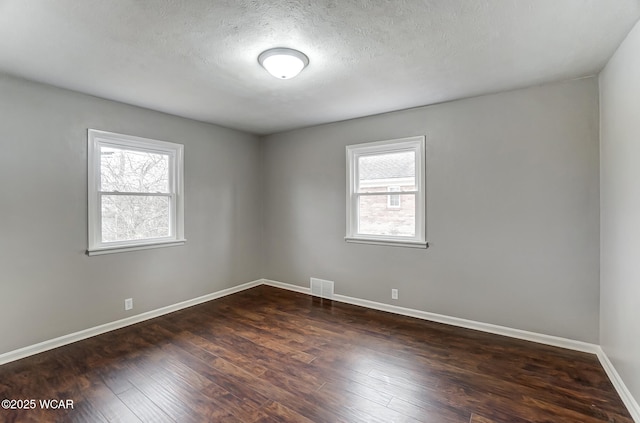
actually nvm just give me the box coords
[87,129,185,255]
[346,136,426,248]
[387,186,401,208]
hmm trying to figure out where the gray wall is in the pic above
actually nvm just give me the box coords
[600,19,640,404]
[0,74,263,355]
[262,78,600,343]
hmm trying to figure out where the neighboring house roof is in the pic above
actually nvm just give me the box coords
[359,151,415,180]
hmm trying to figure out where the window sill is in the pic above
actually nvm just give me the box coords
[87,239,186,256]
[344,237,428,249]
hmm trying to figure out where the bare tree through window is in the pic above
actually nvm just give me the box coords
[100,146,171,242]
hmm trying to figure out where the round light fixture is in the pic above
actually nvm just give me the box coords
[258,48,309,79]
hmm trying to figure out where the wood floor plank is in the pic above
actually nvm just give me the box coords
[469,413,499,423]
[251,400,317,423]
[313,380,425,423]
[117,387,174,423]
[148,334,271,411]
[165,325,271,377]
[66,396,109,423]
[0,285,633,422]
[83,378,142,423]
[386,396,471,423]
[97,363,136,396]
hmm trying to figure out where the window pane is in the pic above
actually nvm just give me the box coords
[358,194,415,237]
[101,195,170,242]
[388,186,401,208]
[358,151,415,193]
[100,146,169,193]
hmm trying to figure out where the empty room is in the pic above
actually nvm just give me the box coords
[1,1,640,422]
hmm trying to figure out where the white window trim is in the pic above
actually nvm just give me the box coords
[345,135,427,249]
[87,129,185,256]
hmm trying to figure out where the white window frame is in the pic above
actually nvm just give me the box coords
[345,135,427,248]
[87,129,185,256]
[387,186,401,209]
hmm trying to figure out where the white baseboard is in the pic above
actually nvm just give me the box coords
[262,279,599,353]
[0,279,262,366]
[597,348,640,422]
[263,279,313,295]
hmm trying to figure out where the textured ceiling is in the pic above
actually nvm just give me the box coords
[1,1,639,135]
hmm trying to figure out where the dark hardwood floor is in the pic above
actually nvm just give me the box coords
[0,285,632,422]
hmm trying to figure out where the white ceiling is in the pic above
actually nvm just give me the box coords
[1,1,639,135]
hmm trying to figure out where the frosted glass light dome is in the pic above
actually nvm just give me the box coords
[258,48,309,79]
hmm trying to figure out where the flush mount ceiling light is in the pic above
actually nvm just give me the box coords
[258,47,309,79]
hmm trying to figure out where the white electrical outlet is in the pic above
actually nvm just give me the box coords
[124,298,133,311]
[391,289,398,300]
